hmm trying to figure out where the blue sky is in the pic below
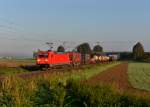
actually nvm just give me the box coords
[0,0,150,57]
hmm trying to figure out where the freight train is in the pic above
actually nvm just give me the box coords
[36,50,119,69]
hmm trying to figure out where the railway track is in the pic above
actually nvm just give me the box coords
[0,62,111,81]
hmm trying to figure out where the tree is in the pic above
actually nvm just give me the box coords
[76,43,91,54]
[133,42,144,60]
[93,45,103,53]
[57,45,65,52]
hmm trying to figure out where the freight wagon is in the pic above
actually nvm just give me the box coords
[90,52,110,63]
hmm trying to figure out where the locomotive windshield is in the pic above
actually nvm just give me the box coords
[38,54,48,58]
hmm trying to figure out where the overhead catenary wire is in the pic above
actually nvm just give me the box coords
[0,17,51,42]
[0,17,150,51]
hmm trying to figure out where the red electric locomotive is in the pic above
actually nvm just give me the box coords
[36,50,81,68]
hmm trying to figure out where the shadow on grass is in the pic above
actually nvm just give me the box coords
[20,65,41,71]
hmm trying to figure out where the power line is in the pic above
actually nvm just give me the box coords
[0,17,50,42]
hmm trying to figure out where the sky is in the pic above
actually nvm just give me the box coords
[0,0,150,57]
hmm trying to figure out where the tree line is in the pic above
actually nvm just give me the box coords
[34,42,150,62]
[57,42,103,54]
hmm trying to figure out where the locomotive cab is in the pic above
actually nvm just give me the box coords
[36,51,71,68]
[36,51,50,68]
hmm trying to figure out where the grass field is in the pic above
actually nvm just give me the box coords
[1,61,150,107]
[1,60,150,107]
[0,59,35,76]
[128,62,150,91]
[69,62,120,80]
[0,59,35,67]
[0,67,29,75]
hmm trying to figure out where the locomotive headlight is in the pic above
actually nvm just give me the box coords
[37,59,41,62]
[45,59,48,62]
